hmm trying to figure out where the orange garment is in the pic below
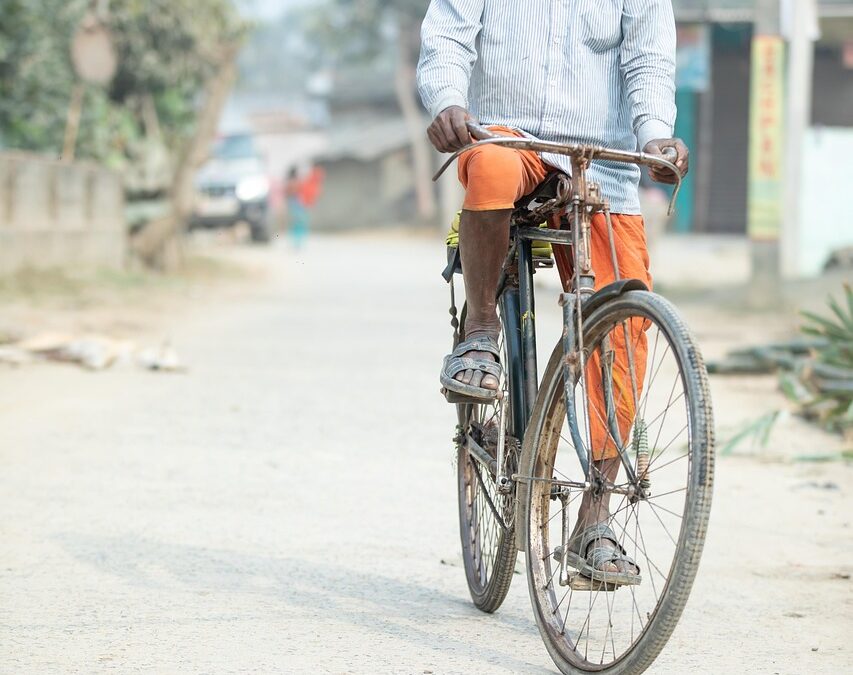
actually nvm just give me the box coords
[458,126,548,211]
[580,213,652,461]
[299,167,325,207]
[457,126,652,461]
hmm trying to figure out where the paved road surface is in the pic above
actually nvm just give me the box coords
[1,235,851,674]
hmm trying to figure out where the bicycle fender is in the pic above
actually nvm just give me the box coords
[581,279,649,318]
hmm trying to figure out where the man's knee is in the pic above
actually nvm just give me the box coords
[458,145,525,211]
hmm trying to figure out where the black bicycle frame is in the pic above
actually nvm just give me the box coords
[500,226,575,441]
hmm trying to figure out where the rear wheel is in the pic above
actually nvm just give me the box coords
[455,302,520,612]
[524,291,714,673]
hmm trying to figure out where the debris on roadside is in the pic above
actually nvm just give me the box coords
[0,324,24,346]
[709,284,852,441]
[0,331,186,373]
[0,345,33,367]
[19,333,135,370]
[136,341,186,372]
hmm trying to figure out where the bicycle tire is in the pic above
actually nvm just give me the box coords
[455,301,520,613]
[522,290,714,673]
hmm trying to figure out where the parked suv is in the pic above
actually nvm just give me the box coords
[191,133,272,243]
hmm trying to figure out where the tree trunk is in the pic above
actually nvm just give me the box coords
[131,44,240,268]
[394,16,436,223]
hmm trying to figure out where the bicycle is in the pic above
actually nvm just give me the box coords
[438,122,714,674]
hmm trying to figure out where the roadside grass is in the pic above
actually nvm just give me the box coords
[0,254,248,309]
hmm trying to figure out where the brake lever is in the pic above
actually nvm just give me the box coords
[657,148,682,217]
[466,120,497,141]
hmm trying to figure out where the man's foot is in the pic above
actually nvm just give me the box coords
[569,457,638,577]
[454,330,500,392]
[440,333,503,402]
[569,519,639,576]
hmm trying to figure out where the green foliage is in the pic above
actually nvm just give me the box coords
[107,0,245,144]
[0,0,244,163]
[0,0,85,153]
[718,410,781,457]
[785,284,853,439]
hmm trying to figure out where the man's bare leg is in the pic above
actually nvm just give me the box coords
[455,208,512,391]
[572,457,638,575]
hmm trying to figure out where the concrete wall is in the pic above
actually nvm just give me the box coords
[312,152,417,230]
[792,126,853,277]
[0,152,126,274]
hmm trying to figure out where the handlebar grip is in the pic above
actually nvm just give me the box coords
[466,120,497,141]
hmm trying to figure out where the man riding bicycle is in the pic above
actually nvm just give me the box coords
[417,0,688,583]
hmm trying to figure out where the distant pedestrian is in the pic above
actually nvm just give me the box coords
[285,166,324,250]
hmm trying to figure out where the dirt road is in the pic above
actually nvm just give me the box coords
[1,234,850,674]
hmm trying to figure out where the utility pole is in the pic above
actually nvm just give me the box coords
[781,0,818,278]
[747,0,785,303]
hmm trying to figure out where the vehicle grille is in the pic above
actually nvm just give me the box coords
[200,185,235,197]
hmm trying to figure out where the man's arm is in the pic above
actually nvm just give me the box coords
[620,0,687,182]
[417,0,485,152]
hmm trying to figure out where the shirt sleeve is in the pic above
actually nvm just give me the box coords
[620,0,678,151]
[416,0,485,119]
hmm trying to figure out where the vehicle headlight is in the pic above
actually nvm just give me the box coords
[236,175,269,202]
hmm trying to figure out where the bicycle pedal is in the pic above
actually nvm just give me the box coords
[441,387,504,404]
[566,574,619,592]
[552,546,620,592]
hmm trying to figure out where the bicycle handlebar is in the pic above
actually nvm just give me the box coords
[433,121,683,215]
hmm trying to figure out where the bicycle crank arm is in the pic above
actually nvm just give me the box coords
[465,433,497,477]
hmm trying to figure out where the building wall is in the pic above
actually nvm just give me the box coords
[0,153,126,274]
[312,158,383,230]
[795,126,853,275]
[312,153,417,231]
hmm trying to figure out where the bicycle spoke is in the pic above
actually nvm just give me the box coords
[542,488,583,530]
[648,371,682,463]
[645,486,687,501]
[645,499,684,520]
[560,586,575,635]
[648,423,690,471]
[646,501,680,547]
[647,450,688,475]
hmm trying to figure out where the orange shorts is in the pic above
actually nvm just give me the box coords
[458,126,547,211]
[457,126,653,461]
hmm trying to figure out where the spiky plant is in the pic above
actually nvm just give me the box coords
[791,284,853,439]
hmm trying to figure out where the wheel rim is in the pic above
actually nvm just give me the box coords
[527,300,711,670]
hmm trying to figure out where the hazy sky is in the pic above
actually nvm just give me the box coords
[237,0,312,20]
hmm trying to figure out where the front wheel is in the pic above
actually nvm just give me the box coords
[523,290,714,674]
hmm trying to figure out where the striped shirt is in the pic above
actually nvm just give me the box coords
[416,0,677,214]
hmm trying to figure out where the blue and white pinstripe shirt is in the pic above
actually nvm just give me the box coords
[417,0,677,214]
